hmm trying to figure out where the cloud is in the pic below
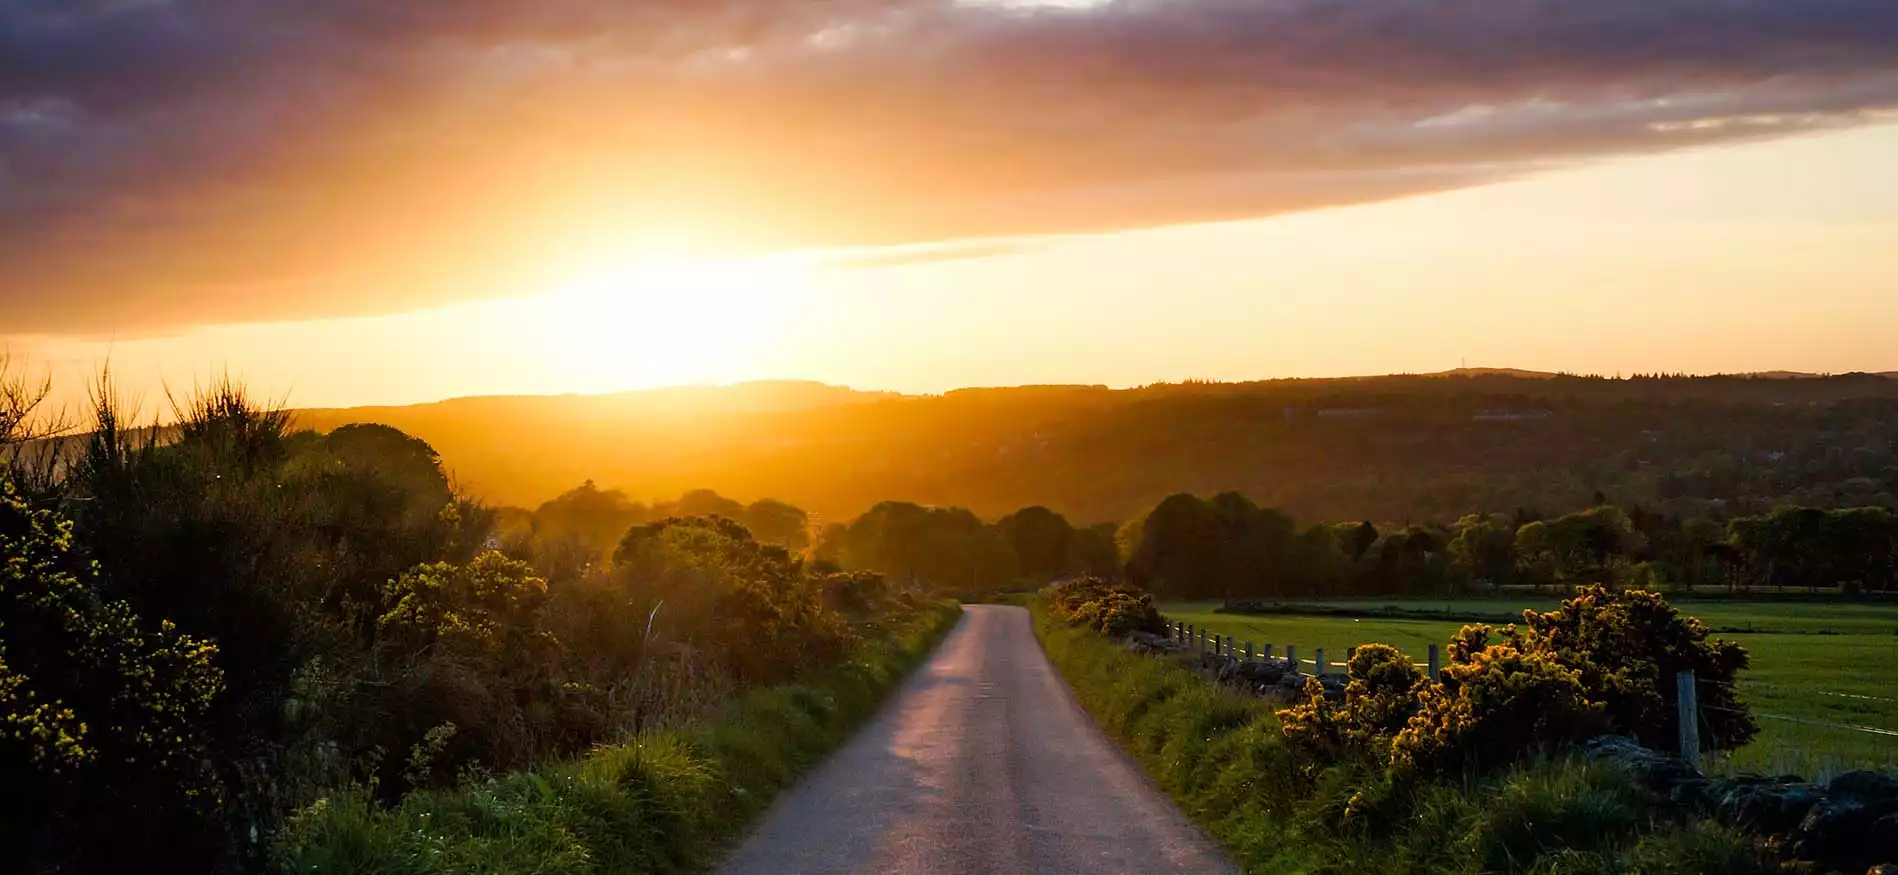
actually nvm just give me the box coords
[817,239,1050,270]
[3,0,1898,332]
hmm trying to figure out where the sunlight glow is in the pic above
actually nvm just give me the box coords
[533,253,804,390]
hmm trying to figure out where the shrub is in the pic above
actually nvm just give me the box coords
[613,516,854,685]
[1511,585,1755,753]
[1047,576,1164,637]
[0,465,225,871]
[365,552,576,794]
[1280,644,1426,768]
[813,570,894,617]
[1391,636,1605,778]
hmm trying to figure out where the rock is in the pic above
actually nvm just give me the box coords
[1217,659,1286,688]
[1871,813,1898,865]
[1663,776,1709,809]
[1794,795,1898,870]
[1832,771,1898,805]
[1706,775,1826,833]
[1579,736,1700,790]
[1122,631,1193,657]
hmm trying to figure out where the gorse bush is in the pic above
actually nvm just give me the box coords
[1390,637,1605,778]
[366,552,575,793]
[1047,575,1165,637]
[813,569,901,617]
[1512,585,1756,753]
[1280,644,1426,769]
[1277,585,1749,782]
[0,465,225,871]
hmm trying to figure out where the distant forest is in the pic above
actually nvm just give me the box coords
[298,371,1898,527]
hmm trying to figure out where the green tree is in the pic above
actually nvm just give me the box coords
[1447,514,1516,588]
[665,488,747,520]
[533,480,651,561]
[995,505,1076,581]
[743,498,811,551]
[1068,522,1123,579]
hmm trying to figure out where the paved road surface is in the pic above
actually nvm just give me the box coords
[718,604,1237,875]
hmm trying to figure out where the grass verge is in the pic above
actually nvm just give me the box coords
[1030,600,1777,874]
[273,600,963,874]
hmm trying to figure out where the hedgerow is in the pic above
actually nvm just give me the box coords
[272,600,962,873]
[1033,586,1780,874]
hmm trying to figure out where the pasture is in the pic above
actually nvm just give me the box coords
[1160,598,1898,777]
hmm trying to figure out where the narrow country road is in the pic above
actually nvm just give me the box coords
[718,604,1237,875]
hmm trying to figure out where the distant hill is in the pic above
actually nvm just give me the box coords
[285,372,1898,525]
[1421,367,1561,379]
[296,380,897,428]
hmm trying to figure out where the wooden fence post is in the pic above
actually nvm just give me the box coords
[1286,646,1297,674]
[1262,644,1272,661]
[1427,644,1440,679]
[1314,648,1326,678]
[1224,636,1233,658]
[1677,670,1701,772]
[1244,641,1254,661]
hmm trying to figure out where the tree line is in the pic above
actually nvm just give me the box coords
[509,480,1898,602]
[1118,492,1898,601]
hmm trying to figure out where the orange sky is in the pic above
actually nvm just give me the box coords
[6,1,1898,413]
[9,122,1898,414]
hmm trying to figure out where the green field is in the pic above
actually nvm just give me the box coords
[1160,599,1898,777]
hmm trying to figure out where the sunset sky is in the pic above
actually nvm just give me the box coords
[5,0,1898,410]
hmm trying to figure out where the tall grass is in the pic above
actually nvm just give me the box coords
[1031,601,1777,874]
[274,601,963,873]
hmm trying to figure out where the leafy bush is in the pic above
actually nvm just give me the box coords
[0,465,225,871]
[1512,585,1756,753]
[1391,636,1606,777]
[363,552,580,794]
[613,516,855,685]
[1284,587,1753,783]
[1046,576,1164,637]
[813,570,896,617]
[1279,644,1426,768]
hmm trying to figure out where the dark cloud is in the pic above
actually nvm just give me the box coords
[3,0,1897,332]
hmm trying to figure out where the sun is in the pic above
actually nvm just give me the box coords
[534,249,803,391]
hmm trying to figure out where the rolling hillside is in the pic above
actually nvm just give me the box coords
[291,372,1898,524]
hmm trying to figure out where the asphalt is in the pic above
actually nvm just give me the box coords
[717,604,1238,875]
